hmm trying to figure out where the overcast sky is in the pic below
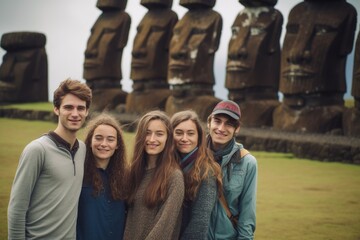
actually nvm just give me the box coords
[0,0,359,101]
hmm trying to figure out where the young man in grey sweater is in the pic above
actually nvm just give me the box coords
[7,79,92,239]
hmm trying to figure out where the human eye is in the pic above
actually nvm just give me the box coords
[107,137,116,142]
[63,105,74,111]
[77,106,86,112]
[156,131,165,137]
[174,130,183,136]
[94,135,103,142]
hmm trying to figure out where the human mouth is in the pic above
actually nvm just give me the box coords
[282,65,315,81]
[226,61,250,72]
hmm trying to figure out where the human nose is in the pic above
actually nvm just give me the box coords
[149,133,156,142]
[180,133,188,141]
[217,122,226,131]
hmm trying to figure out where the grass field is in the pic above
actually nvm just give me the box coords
[1,117,360,240]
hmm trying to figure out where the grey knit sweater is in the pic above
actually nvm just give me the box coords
[180,175,217,240]
[8,134,85,239]
[124,168,184,240]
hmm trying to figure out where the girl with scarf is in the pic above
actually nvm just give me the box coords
[171,110,223,240]
[124,110,184,240]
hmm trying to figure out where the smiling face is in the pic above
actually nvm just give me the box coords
[91,124,118,166]
[54,94,89,134]
[208,114,239,151]
[145,119,168,157]
[173,119,198,155]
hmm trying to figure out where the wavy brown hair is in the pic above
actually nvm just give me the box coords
[53,78,92,109]
[171,110,223,201]
[127,110,181,208]
[83,113,128,200]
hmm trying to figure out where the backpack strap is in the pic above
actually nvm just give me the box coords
[240,148,250,158]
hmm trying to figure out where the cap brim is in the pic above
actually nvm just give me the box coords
[212,109,240,120]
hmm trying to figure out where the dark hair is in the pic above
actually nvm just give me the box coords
[207,113,241,129]
[171,110,223,201]
[83,113,128,200]
[53,78,92,109]
[127,110,181,208]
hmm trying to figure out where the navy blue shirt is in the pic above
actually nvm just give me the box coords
[77,168,126,240]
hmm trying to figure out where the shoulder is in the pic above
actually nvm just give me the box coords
[171,168,184,182]
[23,135,52,152]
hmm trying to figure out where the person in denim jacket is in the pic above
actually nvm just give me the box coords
[207,100,258,240]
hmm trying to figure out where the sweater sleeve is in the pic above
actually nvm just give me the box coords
[8,140,45,239]
[236,155,258,240]
[146,169,185,240]
[180,176,217,240]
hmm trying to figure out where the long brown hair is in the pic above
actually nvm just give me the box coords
[171,110,223,201]
[127,110,181,208]
[83,113,128,200]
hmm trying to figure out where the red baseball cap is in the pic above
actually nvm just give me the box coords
[211,100,241,120]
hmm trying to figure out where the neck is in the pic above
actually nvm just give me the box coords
[54,127,77,148]
[96,158,110,170]
[146,155,157,170]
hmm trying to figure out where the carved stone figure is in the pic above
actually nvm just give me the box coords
[83,0,130,112]
[225,0,283,127]
[0,32,48,103]
[165,0,222,121]
[273,0,357,133]
[343,28,360,137]
[125,0,177,115]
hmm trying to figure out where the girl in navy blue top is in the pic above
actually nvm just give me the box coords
[77,113,128,240]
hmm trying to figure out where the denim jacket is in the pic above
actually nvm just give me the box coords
[208,143,257,240]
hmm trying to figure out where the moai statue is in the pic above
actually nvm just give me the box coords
[83,0,131,112]
[343,28,360,137]
[0,32,48,103]
[225,0,283,127]
[273,0,357,133]
[125,0,178,115]
[165,0,222,121]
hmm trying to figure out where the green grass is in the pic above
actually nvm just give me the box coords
[1,102,53,111]
[1,118,360,240]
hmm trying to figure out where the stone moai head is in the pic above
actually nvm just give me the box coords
[280,0,357,97]
[0,32,48,102]
[225,0,283,92]
[168,0,222,87]
[130,0,177,83]
[83,0,130,88]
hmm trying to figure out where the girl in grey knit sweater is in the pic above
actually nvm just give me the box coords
[171,110,223,240]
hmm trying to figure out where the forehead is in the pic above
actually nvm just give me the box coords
[175,119,197,131]
[212,114,234,122]
[60,94,86,107]
[94,124,117,136]
[148,119,167,131]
